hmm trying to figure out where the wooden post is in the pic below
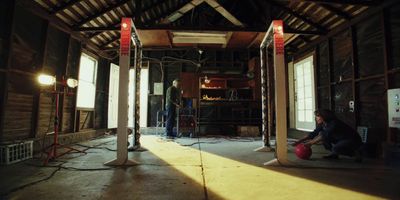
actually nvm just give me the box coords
[381,10,392,143]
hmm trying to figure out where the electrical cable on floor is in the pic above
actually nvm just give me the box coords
[74,143,116,152]
[2,164,63,197]
[178,141,221,147]
[197,138,209,200]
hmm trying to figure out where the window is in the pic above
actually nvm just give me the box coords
[76,53,98,109]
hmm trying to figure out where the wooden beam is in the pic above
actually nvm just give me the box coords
[204,0,245,27]
[267,1,328,33]
[74,24,324,35]
[74,26,120,32]
[294,0,397,56]
[160,0,204,24]
[16,0,113,59]
[74,0,130,27]
[247,32,260,48]
[319,4,352,20]
[222,32,233,48]
[167,31,174,48]
[249,0,268,23]
[290,0,381,6]
[135,0,143,26]
[50,0,82,14]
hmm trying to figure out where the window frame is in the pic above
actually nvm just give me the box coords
[76,52,98,110]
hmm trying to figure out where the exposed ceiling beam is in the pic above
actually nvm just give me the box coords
[247,32,260,48]
[75,26,120,32]
[290,0,381,6]
[204,0,245,27]
[222,32,233,48]
[167,31,174,48]
[74,0,130,27]
[74,25,324,35]
[50,0,82,14]
[266,1,328,33]
[160,0,204,24]
[75,26,323,35]
[135,0,143,26]
[17,0,112,59]
[249,0,270,24]
[318,4,352,20]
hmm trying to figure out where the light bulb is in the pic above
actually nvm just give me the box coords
[66,78,79,88]
[38,74,56,86]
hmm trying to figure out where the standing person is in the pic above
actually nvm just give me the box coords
[292,109,363,162]
[165,79,181,139]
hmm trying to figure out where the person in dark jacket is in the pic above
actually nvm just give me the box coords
[292,109,363,162]
[165,79,181,139]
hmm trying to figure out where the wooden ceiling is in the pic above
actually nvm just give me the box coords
[27,0,378,58]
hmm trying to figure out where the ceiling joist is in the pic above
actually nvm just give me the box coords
[267,1,328,33]
[73,0,130,28]
[290,0,381,6]
[50,0,82,14]
[160,0,204,24]
[204,0,245,27]
[74,24,324,35]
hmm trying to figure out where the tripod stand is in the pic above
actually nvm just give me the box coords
[42,79,87,165]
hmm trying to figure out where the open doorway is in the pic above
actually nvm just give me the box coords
[108,64,149,129]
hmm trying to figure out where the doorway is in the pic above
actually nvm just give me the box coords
[294,55,316,131]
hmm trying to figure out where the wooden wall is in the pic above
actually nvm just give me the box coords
[0,3,110,143]
[294,3,400,153]
[143,49,259,127]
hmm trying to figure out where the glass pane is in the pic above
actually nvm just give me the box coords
[305,98,313,109]
[305,86,312,98]
[296,64,303,77]
[297,76,304,88]
[298,88,305,99]
[77,81,96,108]
[305,110,314,122]
[77,54,97,109]
[303,61,311,75]
[298,100,305,109]
[298,110,305,122]
[304,74,311,86]
[79,56,95,83]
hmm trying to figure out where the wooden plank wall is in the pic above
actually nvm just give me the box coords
[295,3,400,153]
[0,4,110,142]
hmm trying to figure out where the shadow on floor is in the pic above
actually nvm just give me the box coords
[179,136,400,200]
[0,136,223,200]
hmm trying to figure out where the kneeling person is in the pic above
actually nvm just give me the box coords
[292,109,363,162]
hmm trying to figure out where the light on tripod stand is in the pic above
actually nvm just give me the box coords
[37,73,85,165]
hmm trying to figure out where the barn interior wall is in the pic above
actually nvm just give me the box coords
[293,5,400,155]
[0,4,110,143]
[143,49,259,127]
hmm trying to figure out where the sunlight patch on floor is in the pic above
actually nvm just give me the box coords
[141,136,382,200]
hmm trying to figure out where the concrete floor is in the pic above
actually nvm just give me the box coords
[1,135,399,200]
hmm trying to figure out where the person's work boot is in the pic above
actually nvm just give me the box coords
[323,153,339,160]
[166,136,176,140]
